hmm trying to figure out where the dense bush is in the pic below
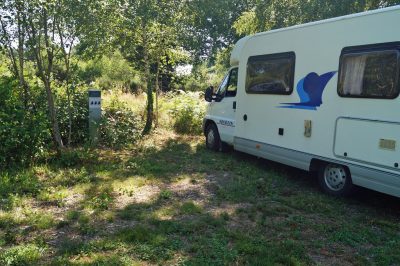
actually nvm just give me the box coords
[0,77,50,167]
[0,73,98,167]
[100,96,142,148]
[172,62,226,92]
[56,86,89,146]
[162,91,205,135]
[78,52,141,93]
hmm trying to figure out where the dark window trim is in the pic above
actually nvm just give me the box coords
[337,42,400,100]
[245,52,296,95]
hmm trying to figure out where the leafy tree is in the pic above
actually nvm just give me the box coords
[233,0,400,35]
[181,0,252,63]
[72,0,121,58]
[94,51,138,92]
[0,0,30,107]
[1,0,121,150]
[23,0,66,150]
[117,0,186,134]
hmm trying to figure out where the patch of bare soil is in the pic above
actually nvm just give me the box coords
[309,243,361,266]
[114,185,161,209]
[167,176,214,202]
[309,253,354,266]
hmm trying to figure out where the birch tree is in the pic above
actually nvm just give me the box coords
[0,0,30,107]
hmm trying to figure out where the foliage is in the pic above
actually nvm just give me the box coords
[174,61,224,92]
[0,75,94,167]
[0,244,44,266]
[181,0,251,63]
[233,0,400,35]
[0,0,399,165]
[233,10,259,35]
[0,77,50,167]
[162,91,206,135]
[79,52,141,93]
[54,148,94,168]
[100,95,142,148]
[56,86,89,146]
[2,0,399,156]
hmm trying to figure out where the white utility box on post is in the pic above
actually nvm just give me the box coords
[88,89,101,145]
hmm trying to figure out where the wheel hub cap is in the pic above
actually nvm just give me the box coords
[207,130,215,146]
[324,165,347,191]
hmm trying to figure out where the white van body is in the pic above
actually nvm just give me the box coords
[203,6,400,197]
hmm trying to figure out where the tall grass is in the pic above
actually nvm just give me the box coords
[102,90,206,136]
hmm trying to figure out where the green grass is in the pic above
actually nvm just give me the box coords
[0,244,44,265]
[26,212,55,230]
[0,131,400,265]
[180,201,203,215]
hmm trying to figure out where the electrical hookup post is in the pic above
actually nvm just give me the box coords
[88,89,101,146]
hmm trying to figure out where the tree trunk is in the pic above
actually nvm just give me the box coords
[26,11,64,152]
[16,6,30,108]
[0,19,19,81]
[67,84,72,146]
[44,80,64,150]
[155,63,160,128]
[57,23,74,146]
[142,72,153,135]
[142,26,153,135]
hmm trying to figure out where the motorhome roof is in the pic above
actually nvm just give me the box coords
[230,5,400,66]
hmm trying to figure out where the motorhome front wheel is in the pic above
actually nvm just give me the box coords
[318,163,353,196]
[205,124,221,151]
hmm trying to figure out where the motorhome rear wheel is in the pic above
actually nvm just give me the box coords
[318,164,354,196]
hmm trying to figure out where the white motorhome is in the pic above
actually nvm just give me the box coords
[203,6,400,197]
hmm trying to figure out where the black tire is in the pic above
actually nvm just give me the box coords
[205,123,221,151]
[318,163,353,196]
[220,141,231,152]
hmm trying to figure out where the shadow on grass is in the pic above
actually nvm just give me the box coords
[54,196,311,265]
[44,138,314,264]
[1,135,400,265]
[232,149,400,214]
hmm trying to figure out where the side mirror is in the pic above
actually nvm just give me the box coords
[205,86,214,102]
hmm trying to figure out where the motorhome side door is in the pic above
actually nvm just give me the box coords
[211,67,238,144]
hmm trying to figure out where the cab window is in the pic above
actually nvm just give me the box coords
[216,73,229,97]
[217,68,238,98]
[226,68,238,97]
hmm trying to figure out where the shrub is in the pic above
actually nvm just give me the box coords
[53,148,94,167]
[162,91,205,135]
[78,52,140,93]
[0,77,50,167]
[100,96,142,148]
[56,86,89,146]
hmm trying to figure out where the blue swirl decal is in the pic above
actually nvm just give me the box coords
[279,71,336,110]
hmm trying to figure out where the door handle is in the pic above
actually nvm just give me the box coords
[233,101,236,110]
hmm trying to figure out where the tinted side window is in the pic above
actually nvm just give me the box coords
[338,43,400,99]
[246,52,295,94]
